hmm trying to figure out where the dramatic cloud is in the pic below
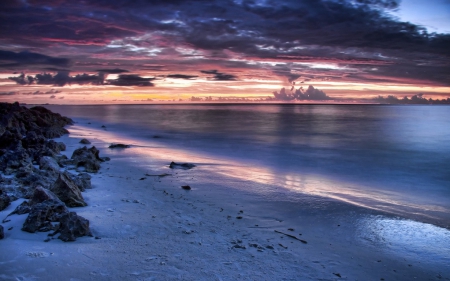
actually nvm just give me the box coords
[107,74,155,86]
[0,0,449,101]
[0,50,70,69]
[97,68,129,74]
[9,72,155,87]
[201,70,237,81]
[166,74,198,79]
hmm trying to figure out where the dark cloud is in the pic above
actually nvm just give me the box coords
[353,0,400,9]
[33,72,103,86]
[107,74,155,86]
[0,91,18,96]
[201,70,237,81]
[9,72,102,86]
[271,85,331,101]
[8,73,35,85]
[97,68,129,74]
[0,50,70,69]
[22,89,62,95]
[167,74,198,79]
[0,0,449,87]
[9,72,156,87]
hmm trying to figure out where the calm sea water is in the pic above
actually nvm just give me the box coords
[45,104,450,227]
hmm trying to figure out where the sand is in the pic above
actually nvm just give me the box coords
[0,123,449,281]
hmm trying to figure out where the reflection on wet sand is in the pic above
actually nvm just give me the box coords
[356,216,450,266]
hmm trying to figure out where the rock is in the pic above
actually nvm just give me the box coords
[51,172,87,207]
[0,188,11,211]
[0,103,72,151]
[45,140,66,153]
[79,138,91,144]
[11,201,31,215]
[71,146,103,173]
[169,161,196,170]
[22,131,46,149]
[30,185,62,206]
[39,156,60,173]
[16,170,58,192]
[68,172,92,192]
[22,199,68,233]
[109,143,130,149]
[0,225,3,239]
[0,142,32,173]
[181,185,191,190]
[57,212,92,242]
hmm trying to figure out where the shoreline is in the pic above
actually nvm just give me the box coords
[1,120,449,280]
[67,119,450,230]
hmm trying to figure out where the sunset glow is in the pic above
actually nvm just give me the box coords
[0,0,449,104]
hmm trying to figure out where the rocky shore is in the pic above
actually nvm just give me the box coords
[0,102,108,242]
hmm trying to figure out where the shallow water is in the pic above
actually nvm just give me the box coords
[45,104,450,227]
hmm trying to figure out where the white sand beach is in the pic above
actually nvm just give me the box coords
[1,123,449,281]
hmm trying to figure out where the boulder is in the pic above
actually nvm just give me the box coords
[11,201,31,215]
[22,199,68,233]
[57,212,92,242]
[46,140,66,153]
[0,225,3,239]
[39,156,60,173]
[16,170,58,193]
[22,131,46,149]
[71,146,103,173]
[0,142,32,173]
[79,138,91,144]
[0,188,10,211]
[51,172,87,207]
[30,185,62,206]
[69,173,92,192]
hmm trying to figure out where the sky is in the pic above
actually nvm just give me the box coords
[0,0,449,104]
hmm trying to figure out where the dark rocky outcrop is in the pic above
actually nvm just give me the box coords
[0,225,4,239]
[0,102,100,242]
[56,212,92,242]
[51,172,87,207]
[0,188,11,211]
[71,146,103,173]
[169,161,196,170]
[0,102,72,151]
[22,199,68,233]
[79,138,91,144]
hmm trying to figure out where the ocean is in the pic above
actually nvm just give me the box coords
[45,104,450,228]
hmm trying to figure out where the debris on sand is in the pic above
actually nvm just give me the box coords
[181,185,191,190]
[169,161,196,170]
[109,143,130,149]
